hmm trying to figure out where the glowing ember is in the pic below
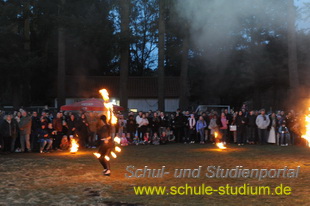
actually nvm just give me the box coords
[99,89,117,125]
[216,142,227,150]
[104,156,110,161]
[93,153,101,158]
[115,146,121,152]
[114,136,121,144]
[111,152,117,158]
[70,138,79,153]
[302,108,310,147]
[214,132,227,150]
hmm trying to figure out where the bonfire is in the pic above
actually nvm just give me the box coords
[70,138,79,154]
[302,108,310,147]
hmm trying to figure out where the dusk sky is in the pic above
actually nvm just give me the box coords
[296,0,310,31]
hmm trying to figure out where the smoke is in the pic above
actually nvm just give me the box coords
[176,0,290,60]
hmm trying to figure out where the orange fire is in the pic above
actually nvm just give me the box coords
[114,136,121,144]
[216,142,227,150]
[302,109,310,147]
[115,146,121,152]
[99,89,117,125]
[93,152,101,158]
[95,89,123,162]
[70,138,79,153]
[214,132,227,150]
[111,152,117,158]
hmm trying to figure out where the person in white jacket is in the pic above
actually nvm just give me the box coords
[255,109,270,144]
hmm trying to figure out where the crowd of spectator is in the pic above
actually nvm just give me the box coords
[0,106,307,154]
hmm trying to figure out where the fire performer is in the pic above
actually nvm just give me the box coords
[97,115,113,176]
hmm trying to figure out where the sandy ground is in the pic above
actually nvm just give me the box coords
[0,144,309,206]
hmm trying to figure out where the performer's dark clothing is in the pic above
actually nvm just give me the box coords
[98,138,114,170]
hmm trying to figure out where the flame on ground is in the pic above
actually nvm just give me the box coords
[70,138,79,153]
[216,142,227,150]
[99,89,117,125]
[93,153,101,158]
[302,109,310,147]
[214,132,227,149]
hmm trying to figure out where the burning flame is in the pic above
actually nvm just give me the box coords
[99,89,117,125]
[115,146,121,152]
[302,109,310,147]
[93,153,101,158]
[104,156,110,161]
[95,90,123,162]
[111,152,117,158]
[216,142,227,150]
[114,136,121,144]
[70,138,79,153]
[214,132,227,150]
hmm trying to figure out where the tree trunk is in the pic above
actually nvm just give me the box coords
[119,0,130,110]
[57,0,66,109]
[23,2,31,106]
[287,0,299,103]
[158,0,165,112]
[179,27,189,110]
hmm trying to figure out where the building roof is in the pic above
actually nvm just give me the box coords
[66,76,180,98]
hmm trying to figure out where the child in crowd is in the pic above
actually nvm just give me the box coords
[144,133,151,144]
[278,121,290,146]
[166,127,175,142]
[60,135,70,150]
[37,124,53,153]
[120,133,128,146]
[160,131,167,144]
[133,135,139,145]
[153,132,160,145]
[126,133,132,144]
[48,123,57,150]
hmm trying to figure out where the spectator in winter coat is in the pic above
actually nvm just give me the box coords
[246,111,257,144]
[52,112,64,149]
[67,114,78,137]
[219,112,228,144]
[37,124,53,153]
[159,112,168,136]
[188,114,196,144]
[236,111,247,146]
[196,116,207,144]
[137,114,149,141]
[88,112,99,148]
[256,109,270,144]
[126,115,136,141]
[0,115,19,153]
[174,112,184,143]
[31,111,41,150]
[135,112,143,126]
[19,110,32,152]
[151,112,161,136]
